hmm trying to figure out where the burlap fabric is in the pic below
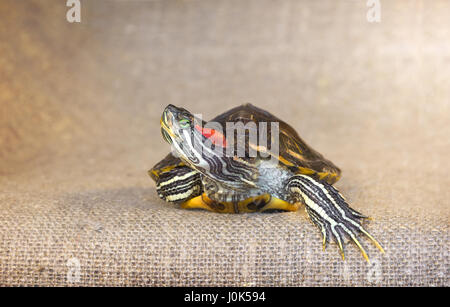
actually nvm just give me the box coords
[0,0,448,286]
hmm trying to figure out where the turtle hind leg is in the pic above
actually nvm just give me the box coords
[154,165,203,203]
[286,174,384,262]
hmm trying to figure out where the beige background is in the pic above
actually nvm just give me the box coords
[0,0,449,286]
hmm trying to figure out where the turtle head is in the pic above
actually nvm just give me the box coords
[160,104,219,169]
[160,104,259,189]
[160,104,194,145]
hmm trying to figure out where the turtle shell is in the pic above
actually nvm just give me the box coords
[209,103,341,184]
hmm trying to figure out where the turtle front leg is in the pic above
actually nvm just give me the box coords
[153,166,203,203]
[286,174,384,262]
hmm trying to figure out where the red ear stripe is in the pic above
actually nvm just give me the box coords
[195,125,227,147]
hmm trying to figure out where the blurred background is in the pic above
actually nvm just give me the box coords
[0,0,448,286]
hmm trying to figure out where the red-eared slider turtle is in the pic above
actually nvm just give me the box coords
[149,104,384,262]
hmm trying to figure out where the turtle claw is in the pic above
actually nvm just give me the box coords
[358,227,385,254]
[307,205,380,263]
[288,174,385,262]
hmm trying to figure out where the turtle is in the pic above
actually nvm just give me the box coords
[149,103,384,262]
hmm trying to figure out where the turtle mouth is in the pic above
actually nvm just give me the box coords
[161,127,173,144]
[160,113,177,143]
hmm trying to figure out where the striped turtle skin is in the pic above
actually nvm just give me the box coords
[149,104,384,262]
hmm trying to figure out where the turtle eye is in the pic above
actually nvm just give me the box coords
[179,118,190,129]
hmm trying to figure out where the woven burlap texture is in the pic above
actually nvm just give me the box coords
[0,0,449,286]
